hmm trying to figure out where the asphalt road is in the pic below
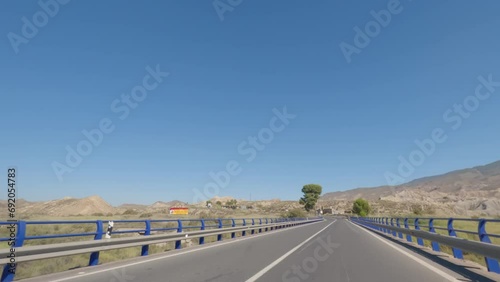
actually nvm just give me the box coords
[22,218,496,282]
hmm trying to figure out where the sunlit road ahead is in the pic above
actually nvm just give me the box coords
[23,218,496,282]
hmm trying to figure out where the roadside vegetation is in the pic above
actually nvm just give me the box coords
[353,200,500,270]
[299,184,322,212]
[352,198,371,216]
[0,207,313,280]
[11,191,499,279]
[395,217,500,268]
[281,208,308,218]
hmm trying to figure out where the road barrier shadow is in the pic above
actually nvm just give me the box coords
[353,222,498,282]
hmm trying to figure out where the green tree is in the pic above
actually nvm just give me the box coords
[352,198,371,217]
[215,201,222,206]
[299,184,322,212]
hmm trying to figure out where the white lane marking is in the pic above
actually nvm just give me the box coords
[298,219,338,253]
[348,220,459,282]
[45,220,326,282]
[340,254,351,282]
[245,219,336,282]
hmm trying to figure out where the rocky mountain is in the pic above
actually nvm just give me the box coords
[320,160,500,216]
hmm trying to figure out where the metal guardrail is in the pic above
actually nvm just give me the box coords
[0,217,323,282]
[350,217,500,274]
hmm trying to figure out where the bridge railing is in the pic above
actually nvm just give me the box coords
[0,217,322,282]
[350,216,500,274]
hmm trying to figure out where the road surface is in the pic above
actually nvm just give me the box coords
[23,218,497,282]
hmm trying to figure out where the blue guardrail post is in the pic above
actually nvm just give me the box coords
[414,218,424,246]
[404,218,412,242]
[199,219,205,244]
[390,218,396,237]
[175,220,183,249]
[141,220,151,256]
[396,218,403,239]
[1,221,26,282]
[242,219,246,236]
[88,220,103,266]
[385,217,389,234]
[478,219,500,273]
[429,218,440,252]
[251,219,255,235]
[447,218,463,259]
[217,219,223,241]
[231,219,236,239]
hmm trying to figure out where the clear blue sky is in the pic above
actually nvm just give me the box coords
[1,0,499,205]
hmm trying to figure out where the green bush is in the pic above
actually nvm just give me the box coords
[281,208,307,218]
[352,198,371,216]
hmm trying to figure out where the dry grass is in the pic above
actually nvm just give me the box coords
[0,212,287,280]
[376,214,500,268]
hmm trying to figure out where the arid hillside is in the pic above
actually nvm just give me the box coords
[3,160,499,218]
[1,196,116,217]
[0,195,303,218]
[321,160,500,216]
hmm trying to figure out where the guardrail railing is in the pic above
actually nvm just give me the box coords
[350,216,500,274]
[0,217,322,282]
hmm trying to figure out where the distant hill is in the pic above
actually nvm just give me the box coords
[117,203,149,210]
[0,196,188,217]
[405,160,500,192]
[150,200,185,209]
[5,195,116,217]
[4,160,499,217]
[320,185,394,201]
[321,160,500,216]
[0,195,303,218]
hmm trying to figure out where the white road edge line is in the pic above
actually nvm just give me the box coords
[245,219,336,282]
[348,220,460,282]
[45,220,326,282]
[343,219,359,234]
